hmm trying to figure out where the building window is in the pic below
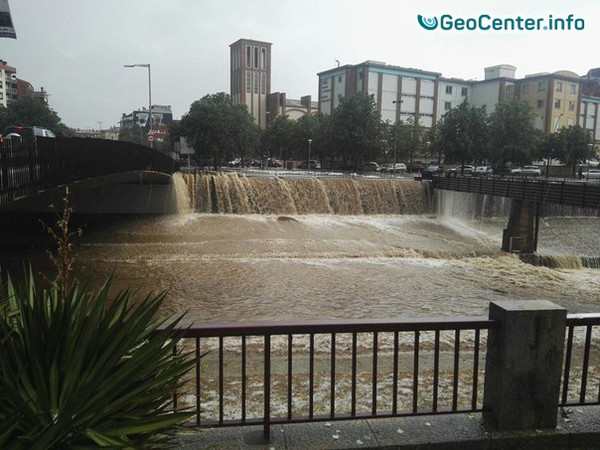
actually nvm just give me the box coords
[445,85,453,94]
[522,84,530,94]
[570,84,577,94]
[554,99,561,109]
[444,101,452,111]
[261,48,266,70]
[537,99,545,109]
[569,101,575,111]
[246,46,251,68]
[254,47,258,69]
[246,71,251,93]
[358,72,363,80]
[556,81,563,92]
[338,76,342,83]
[254,73,259,93]
[461,87,468,96]
[538,81,546,92]
[261,73,266,94]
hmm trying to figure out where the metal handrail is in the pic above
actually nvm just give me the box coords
[169,316,497,439]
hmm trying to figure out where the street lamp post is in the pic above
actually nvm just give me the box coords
[307,139,312,173]
[124,63,152,148]
[392,100,404,177]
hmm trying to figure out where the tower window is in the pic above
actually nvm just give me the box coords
[261,48,266,70]
[254,47,258,69]
[246,46,251,68]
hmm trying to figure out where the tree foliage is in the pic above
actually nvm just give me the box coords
[179,92,260,169]
[118,123,145,145]
[437,101,488,165]
[488,100,537,165]
[0,97,72,136]
[321,94,383,165]
[537,125,594,172]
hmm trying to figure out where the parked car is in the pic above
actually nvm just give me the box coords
[381,162,407,173]
[406,163,425,173]
[582,169,600,180]
[297,160,321,169]
[512,165,541,176]
[448,165,475,175]
[492,164,513,176]
[3,126,56,140]
[359,162,381,172]
[474,166,493,176]
[424,165,443,174]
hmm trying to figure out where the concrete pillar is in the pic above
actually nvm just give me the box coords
[502,199,538,253]
[483,301,566,431]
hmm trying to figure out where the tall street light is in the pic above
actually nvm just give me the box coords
[308,139,312,173]
[124,63,152,148]
[392,100,403,177]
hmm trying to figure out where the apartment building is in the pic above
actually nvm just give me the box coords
[517,71,580,133]
[0,60,17,107]
[318,61,440,127]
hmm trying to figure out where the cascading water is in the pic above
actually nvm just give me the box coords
[434,189,600,269]
[181,172,430,215]
[173,173,192,214]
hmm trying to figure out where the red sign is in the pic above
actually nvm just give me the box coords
[147,125,168,142]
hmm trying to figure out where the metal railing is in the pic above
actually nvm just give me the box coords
[171,317,497,439]
[182,166,415,181]
[168,312,600,439]
[0,137,176,207]
[432,174,600,209]
[561,314,600,407]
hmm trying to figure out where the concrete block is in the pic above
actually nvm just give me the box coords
[483,301,566,431]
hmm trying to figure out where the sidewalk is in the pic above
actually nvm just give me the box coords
[173,405,600,449]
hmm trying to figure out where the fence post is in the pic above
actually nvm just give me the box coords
[483,300,566,431]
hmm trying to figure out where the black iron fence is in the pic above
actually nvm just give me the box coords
[167,310,600,440]
[432,174,600,209]
[174,317,495,439]
[561,314,600,407]
[0,137,176,207]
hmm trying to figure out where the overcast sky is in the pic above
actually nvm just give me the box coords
[2,0,598,129]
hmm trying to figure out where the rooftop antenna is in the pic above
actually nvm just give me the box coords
[335,58,340,68]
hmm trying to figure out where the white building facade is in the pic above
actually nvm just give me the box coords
[318,61,440,127]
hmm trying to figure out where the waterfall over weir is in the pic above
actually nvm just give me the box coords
[181,172,431,215]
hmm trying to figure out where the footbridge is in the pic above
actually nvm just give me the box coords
[431,174,600,253]
[0,137,179,214]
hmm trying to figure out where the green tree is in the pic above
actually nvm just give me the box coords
[118,123,145,145]
[179,92,260,169]
[261,115,297,164]
[322,94,383,166]
[547,125,594,175]
[0,97,72,136]
[295,113,328,163]
[488,100,537,165]
[438,101,488,167]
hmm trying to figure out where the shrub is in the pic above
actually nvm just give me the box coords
[0,198,194,448]
[0,272,194,449]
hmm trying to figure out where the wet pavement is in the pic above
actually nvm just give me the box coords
[172,405,600,449]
